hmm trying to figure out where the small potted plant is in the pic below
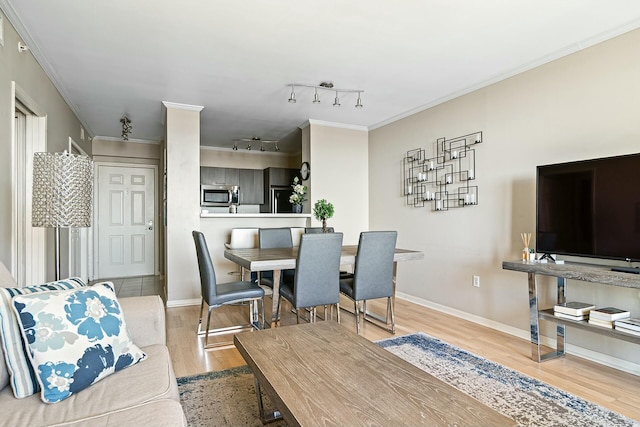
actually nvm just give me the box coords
[289,176,307,213]
[313,199,334,232]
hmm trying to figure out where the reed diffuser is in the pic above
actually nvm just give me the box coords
[520,233,532,261]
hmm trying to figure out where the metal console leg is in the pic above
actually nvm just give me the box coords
[529,273,566,361]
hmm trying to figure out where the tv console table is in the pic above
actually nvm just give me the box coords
[502,260,640,362]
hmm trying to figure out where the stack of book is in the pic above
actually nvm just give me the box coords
[614,318,640,336]
[588,307,631,328]
[553,302,595,321]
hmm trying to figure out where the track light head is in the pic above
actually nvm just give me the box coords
[333,91,340,107]
[288,86,296,103]
[313,89,320,104]
[232,141,238,151]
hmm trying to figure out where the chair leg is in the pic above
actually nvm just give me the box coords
[260,297,266,329]
[295,309,300,324]
[275,296,282,327]
[388,296,395,334]
[204,306,214,347]
[354,301,361,335]
[336,302,341,324]
[197,298,205,333]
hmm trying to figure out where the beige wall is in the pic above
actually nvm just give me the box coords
[309,122,369,245]
[0,10,88,277]
[92,138,161,164]
[200,147,299,169]
[369,28,640,368]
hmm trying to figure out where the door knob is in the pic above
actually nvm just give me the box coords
[147,220,154,231]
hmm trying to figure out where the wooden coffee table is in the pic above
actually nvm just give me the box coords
[234,322,515,426]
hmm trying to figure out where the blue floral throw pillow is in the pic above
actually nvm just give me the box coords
[11,282,146,403]
[0,277,86,398]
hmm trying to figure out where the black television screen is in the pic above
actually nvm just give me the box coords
[536,153,640,262]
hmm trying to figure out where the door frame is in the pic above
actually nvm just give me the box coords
[11,81,46,286]
[93,162,159,279]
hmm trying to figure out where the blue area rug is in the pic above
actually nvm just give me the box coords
[379,333,639,427]
[177,332,639,427]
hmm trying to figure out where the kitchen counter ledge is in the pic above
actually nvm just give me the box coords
[200,213,312,219]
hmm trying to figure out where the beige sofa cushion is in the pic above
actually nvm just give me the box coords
[0,344,179,427]
[47,399,186,427]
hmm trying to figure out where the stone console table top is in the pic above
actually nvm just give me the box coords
[502,260,640,289]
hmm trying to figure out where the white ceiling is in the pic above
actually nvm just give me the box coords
[3,1,640,153]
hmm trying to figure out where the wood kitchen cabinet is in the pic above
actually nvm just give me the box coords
[239,169,264,204]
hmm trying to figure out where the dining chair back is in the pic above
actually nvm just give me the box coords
[277,232,343,324]
[258,228,295,288]
[259,227,293,248]
[193,231,265,349]
[340,231,397,334]
[304,227,334,233]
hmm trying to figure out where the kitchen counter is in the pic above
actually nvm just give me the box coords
[200,213,311,218]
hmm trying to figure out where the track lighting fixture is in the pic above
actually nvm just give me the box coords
[287,81,364,108]
[120,116,132,141]
[233,137,280,152]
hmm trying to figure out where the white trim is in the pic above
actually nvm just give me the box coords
[304,119,368,132]
[94,135,160,145]
[166,298,201,308]
[397,292,640,376]
[93,162,160,278]
[161,101,204,112]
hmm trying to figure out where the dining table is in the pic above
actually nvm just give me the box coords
[224,245,424,327]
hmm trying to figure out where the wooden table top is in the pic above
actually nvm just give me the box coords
[224,245,424,271]
[234,322,515,427]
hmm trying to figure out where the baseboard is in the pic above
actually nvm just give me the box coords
[397,292,640,376]
[166,298,201,308]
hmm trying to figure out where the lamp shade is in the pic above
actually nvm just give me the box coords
[32,151,93,228]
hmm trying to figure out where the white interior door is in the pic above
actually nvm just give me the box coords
[96,164,156,278]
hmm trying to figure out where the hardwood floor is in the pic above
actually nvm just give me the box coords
[165,296,640,421]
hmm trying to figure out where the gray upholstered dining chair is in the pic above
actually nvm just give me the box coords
[340,231,397,335]
[276,232,343,325]
[192,231,265,350]
[305,227,352,278]
[257,228,295,288]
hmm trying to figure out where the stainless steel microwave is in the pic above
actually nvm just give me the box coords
[200,184,239,207]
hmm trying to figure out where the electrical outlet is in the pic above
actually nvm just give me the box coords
[473,275,480,288]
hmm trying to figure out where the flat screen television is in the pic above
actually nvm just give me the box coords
[536,153,640,262]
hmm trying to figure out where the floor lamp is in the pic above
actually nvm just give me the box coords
[32,151,93,280]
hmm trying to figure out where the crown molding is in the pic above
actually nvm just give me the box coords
[302,119,368,132]
[162,101,204,112]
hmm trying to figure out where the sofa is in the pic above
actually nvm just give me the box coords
[0,263,186,427]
